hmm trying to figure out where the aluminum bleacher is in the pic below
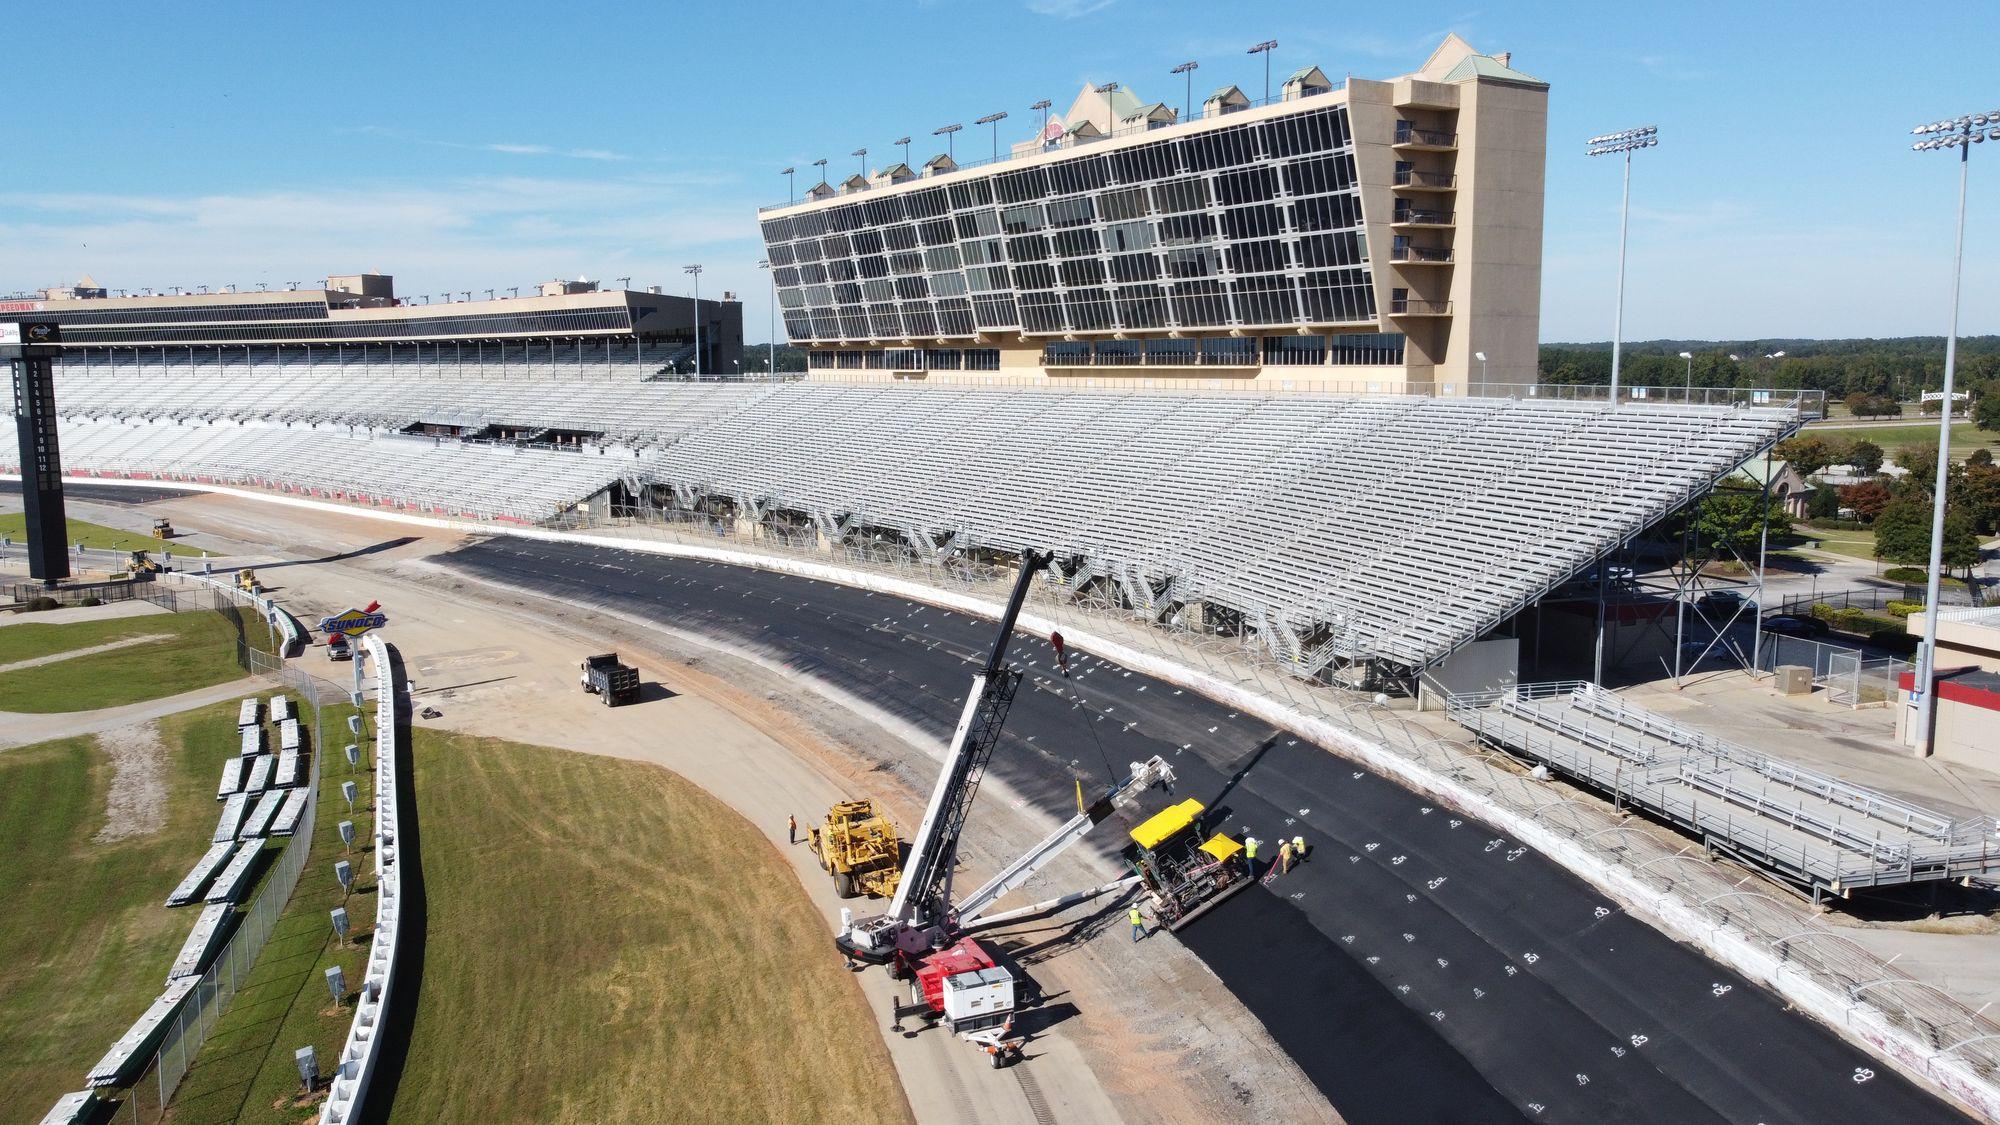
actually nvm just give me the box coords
[1448,681,2000,899]
[35,370,1800,673]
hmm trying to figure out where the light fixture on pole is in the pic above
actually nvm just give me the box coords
[1907,106,1996,755]
[757,258,777,377]
[1678,350,1693,395]
[1029,100,1052,147]
[893,136,911,167]
[1474,350,1488,382]
[684,264,704,378]
[811,158,828,185]
[780,166,796,203]
[1248,40,1278,103]
[976,112,1008,163]
[1171,61,1199,122]
[1585,123,1659,406]
[852,147,868,179]
[933,123,962,163]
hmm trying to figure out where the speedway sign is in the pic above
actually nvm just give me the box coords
[320,602,388,638]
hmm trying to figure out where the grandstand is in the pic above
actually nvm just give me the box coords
[19,368,1804,681]
[1449,681,2000,899]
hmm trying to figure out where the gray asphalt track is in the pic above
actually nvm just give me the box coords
[438,537,1961,1124]
[0,479,196,505]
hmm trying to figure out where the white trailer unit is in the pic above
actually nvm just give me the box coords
[216,756,246,801]
[941,966,1016,1032]
[168,902,234,983]
[206,840,263,905]
[237,698,261,729]
[212,793,249,844]
[240,790,285,839]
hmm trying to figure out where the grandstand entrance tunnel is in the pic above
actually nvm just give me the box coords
[428,534,1950,1124]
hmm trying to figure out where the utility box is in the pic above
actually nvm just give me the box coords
[941,966,1015,1033]
[1775,665,1814,696]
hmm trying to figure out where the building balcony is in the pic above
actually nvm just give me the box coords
[1393,122,1457,150]
[1391,208,1456,228]
[1393,169,1457,192]
[1390,245,1454,266]
[1389,298,1452,317]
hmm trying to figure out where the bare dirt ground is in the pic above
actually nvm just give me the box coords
[84,489,1335,1125]
[90,720,168,844]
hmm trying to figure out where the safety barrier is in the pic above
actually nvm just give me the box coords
[320,633,405,1125]
[22,472,2000,1122]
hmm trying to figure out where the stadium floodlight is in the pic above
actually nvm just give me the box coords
[1584,123,1660,405]
[780,165,796,203]
[933,123,962,162]
[507,286,520,298]
[1029,99,1054,147]
[1248,40,1279,102]
[1171,61,1199,121]
[1906,107,1986,757]
[685,265,705,377]
[893,136,911,166]
[976,112,1008,162]
[1473,350,1488,381]
[1678,351,1694,393]
[811,157,829,185]
[852,146,868,179]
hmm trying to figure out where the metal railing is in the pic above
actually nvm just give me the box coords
[1390,245,1454,264]
[1394,122,1457,147]
[1388,298,1453,316]
[1392,208,1455,225]
[1394,169,1457,189]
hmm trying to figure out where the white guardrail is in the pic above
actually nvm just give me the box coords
[168,570,308,656]
[19,473,2000,1123]
[320,633,403,1124]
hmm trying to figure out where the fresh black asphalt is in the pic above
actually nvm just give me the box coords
[436,537,1959,1124]
[0,479,196,505]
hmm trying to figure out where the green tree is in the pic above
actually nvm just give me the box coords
[1807,483,1842,520]
[1872,494,1933,565]
[1844,439,1885,475]
[1976,393,2000,433]
[1942,508,1982,574]
[1773,436,1833,476]
[1691,488,1793,555]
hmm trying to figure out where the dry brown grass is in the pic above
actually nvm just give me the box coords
[387,730,912,1125]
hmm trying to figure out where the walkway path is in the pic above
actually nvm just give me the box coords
[0,675,265,750]
[0,634,170,675]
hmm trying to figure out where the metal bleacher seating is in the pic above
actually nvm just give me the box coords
[166,840,237,908]
[38,367,1800,672]
[167,902,233,983]
[212,794,248,844]
[86,978,199,1088]
[271,788,310,836]
[241,790,286,839]
[205,840,263,905]
[1449,681,2000,898]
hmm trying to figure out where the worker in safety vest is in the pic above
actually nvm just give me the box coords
[1129,904,1146,942]
[788,814,797,844]
[1244,836,1260,878]
[1278,839,1294,875]
[1292,834,1307,863]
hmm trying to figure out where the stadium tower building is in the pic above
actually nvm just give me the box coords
[758,35,1545,393]
[4,273,744,381]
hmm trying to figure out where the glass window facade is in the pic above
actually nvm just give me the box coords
[761,104,1372,343]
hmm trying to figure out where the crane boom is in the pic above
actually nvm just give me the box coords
[886,549,1051,923]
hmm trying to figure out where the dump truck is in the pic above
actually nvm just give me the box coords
[578,652,639,706]
[1126,797,1251,931]
[809,799,904,900]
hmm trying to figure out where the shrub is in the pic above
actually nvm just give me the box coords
[1809,602,1837,622]
[1832,606,1869,627]
[24,596,59,612]
[1885,600,1924,618]
[1883,565,1926,583]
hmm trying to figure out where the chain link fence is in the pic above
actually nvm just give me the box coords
[1753,631,1911,708]
[549,505,2000,1109]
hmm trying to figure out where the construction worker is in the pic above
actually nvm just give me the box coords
[788,814,797,845]
[1278,839,1294,875]
[1244,836,1260,878]
[1129,904,1146,942]
[1292,833,1307,864]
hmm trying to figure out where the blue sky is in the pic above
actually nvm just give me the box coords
[2,0,1994,342]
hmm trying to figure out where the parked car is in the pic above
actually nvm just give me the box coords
[1763,614,1829,637]
[326,633,352,661]
[1696,590,1749,613]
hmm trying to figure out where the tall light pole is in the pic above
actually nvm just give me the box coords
[683,264,704,377]
[1171,61,1198,122]
[933,123,961,164]
[894,136,911,167]
[757,258,777,377]
[781,166,796,203]
[1474,350,1488,384]
[852,147,869,181]
[811,158,828,186]
[976,112,1008,163]
[1030,100,1053,148]
[1585,124,1659,405]
[1908,107,1996,755]
[1678,350,1693,397]
[1248,40,1278,103]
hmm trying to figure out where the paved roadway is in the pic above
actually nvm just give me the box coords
[0,479,196,505]
[438,537,1958,1125]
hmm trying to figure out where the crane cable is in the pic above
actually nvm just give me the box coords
[1048,631,1120,786]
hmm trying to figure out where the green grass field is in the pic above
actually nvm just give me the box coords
[1799,420,1995,462]
[169,702,366,1125]
[1795,525,1878,561]
[378,731,909,1125]
[0,607,259,712]
[0,702,251,1124]
[0,512,211,557]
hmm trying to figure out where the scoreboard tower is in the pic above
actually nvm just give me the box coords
[5,321,69,584]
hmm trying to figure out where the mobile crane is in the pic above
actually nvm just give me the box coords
[835,548,1175,966]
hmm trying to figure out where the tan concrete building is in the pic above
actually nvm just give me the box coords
[757,35,1547,393]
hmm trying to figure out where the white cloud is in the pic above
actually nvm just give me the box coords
[1025,0,1115,17]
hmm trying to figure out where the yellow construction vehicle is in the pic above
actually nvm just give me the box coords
[151,518,175,540]
[125,550,163,575]
[236,568,258,592]
[1126,798,1251,931]
[808,799,904,900]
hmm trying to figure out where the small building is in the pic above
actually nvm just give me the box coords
[1283,66,1334,101]
[1202,84,1249,118]
[1120,102,1177,131]
[922,153,957,177]
[1897,609,2000,769]
[806,180,839,201]
[1727,459,1815,518]
[839,173,870,195]
[872,162,916,187]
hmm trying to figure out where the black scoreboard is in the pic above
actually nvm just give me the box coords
[5,321,69,583]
